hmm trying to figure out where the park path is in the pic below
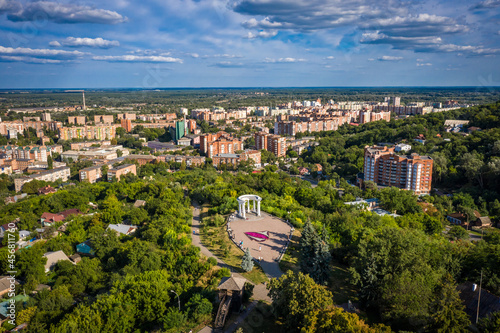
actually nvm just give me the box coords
[190,202,274,333]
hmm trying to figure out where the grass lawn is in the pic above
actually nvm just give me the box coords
[199,212,268,285]
[278,229,301,274]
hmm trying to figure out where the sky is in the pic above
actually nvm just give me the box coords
[0,0,499,88]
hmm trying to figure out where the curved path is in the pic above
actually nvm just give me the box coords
[191,202,275,333]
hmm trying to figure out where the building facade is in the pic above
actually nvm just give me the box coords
[14,166,70,192]
[200,132,242,158]
[108,164,137,181]
[363,145,433,195]
[255,132,286,157]
[212,150,261,168]
[58,125,117,140]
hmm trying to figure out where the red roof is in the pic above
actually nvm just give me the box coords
[59,209,83,219]
[41,212,64,223]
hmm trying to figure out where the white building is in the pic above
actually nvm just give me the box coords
[395,143,412,152]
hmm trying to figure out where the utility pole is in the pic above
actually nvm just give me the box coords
[476,269,483,324]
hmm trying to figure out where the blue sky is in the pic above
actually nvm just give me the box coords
[0,0,499,88]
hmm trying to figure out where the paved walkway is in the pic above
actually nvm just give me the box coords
[191,202,275,333]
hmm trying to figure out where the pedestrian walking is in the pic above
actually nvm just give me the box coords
[259,246,262,252]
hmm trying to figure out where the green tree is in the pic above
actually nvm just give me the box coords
[429,274,470,333]
[267,270,333,330]
[448,226,469,240]
[47,156,53,170]
[478,311,500,333]
[300,220,331,284]
[241,248,254,272]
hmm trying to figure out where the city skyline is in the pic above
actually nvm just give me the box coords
[0,0,499,88]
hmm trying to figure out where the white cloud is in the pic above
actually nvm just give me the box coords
[51,37,120,49]
[0,0,19,14]
[325,56,335,59]
[0,46,85,60]
[378,55,403,61]
[244,30,278,39]
[264,57,306,63]
[470,0,500,10]
[92,55,183,63]
[211,61,246,68]
[0,55,63,64]
[416,62,432,66]
[7,1,127,24]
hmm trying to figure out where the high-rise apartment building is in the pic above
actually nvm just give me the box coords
[363,145,433,195]
[120,119,133,133]
[254,132,286,157]
[68,116,86,125]
[199,131,242,158]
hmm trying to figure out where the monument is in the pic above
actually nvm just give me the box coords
[237,194,262,218]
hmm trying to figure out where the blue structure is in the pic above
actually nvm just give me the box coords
[76,240,95,256]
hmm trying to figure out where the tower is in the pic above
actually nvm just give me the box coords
[82,91,86,110]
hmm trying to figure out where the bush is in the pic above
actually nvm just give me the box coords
[162,308,186,330]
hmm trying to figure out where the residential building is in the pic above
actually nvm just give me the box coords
[108,224,138,236]
[359,111,391,124]
[363,145,433,195]
[107,163,136,181]
[124,154,157,165]
[94,115,114,124]
[68,116,86,125]
[43,250,73,273]
[117,113,137,121]
[79,165,104,183]
[395,143,412,152]
[14,166,70,192]
[70,141,111,150]
[160,155,205,167]
[200,131,242,158]
[254,132,286,157]
[120,119,132,132]
[58,125,117,140]
[212,150,261,168]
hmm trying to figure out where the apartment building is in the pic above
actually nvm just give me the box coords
[160,155,206,167]
[124,154,157,166]
[0,145,62,162]
[274,117,350,136]
[117,113,137,121]
[94,115,114,124]
[14,166,70,192]
[359,111,391,124]
[120,119,133,132]
[254,132,286,157]
[79,165,103,183]
[107,164,136,181]
[212,150,261,168]
[373,105,433,115]
[68,116,86,125]
[58,125,117,140]
[0,121,62,136]
[363,145,433,195]
[70,141,111,150]
[199,132,242,158]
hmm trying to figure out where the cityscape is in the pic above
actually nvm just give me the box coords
[0,0,499,333]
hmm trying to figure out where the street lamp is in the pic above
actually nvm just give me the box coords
[170,290,180,312]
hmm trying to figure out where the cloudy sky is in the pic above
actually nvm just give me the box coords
[0,0,499,88]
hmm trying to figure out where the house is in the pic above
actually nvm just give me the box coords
[69,254,82,264]
[133,200,146,208]
[414,134,426,144]
[107,224,138,236]
[0,221,18,239]
[314,164,323,174]
[457,282,500,321]
[40,212,64,226]
[447,211,481,228]
[298,167,309,176]
[43,250,73,273]
[38,186,57,195]
[59,208,83,219]
[472,216,492,228]
[0,276,18,297]
[344,198,380,211]
[76,240,95,256]
[395,143,412,152]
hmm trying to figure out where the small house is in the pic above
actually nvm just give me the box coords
[107,224,138,236]
[43,250,73,273]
